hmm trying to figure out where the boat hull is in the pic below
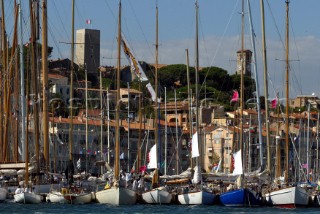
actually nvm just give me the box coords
[46,191,69,204]
[142,188,172,204]
[0,188,7,201]
[63,192,92,204]
[178,190,215,205]
[95,187,137,205]
[219,188,261,207]
[14,192,42,204]
[265,186,309,208]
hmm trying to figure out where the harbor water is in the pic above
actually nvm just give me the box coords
[1,202,320,214]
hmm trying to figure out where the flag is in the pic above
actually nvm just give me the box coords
[139,165,147,173]
[77,158,81,169]
[230,90,239,103]
[302,163,308,169]
[212,159,221,173]
[271,98,277,108]
[191,132,200,158]
[120,152,125,160]
[86,19,91,25]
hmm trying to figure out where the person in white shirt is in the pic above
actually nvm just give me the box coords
[15,186,24,194]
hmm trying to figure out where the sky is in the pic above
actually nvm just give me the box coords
[5,0,320,99]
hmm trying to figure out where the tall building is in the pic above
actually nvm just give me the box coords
[76,29,100,73]
[236,49,252,76]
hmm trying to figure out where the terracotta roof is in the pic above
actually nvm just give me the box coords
[48,73,67,79]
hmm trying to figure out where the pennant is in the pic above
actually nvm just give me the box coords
[120,152,125,160]
[77,158,81,169]
[271,98,277,108]
[212,159,222,173]
[139,165,147,173]
[230,90,239,103]
[191,132,200,158]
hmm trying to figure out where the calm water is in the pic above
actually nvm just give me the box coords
[1,202,320,214]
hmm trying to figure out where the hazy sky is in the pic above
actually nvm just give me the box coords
[6,0,320,98]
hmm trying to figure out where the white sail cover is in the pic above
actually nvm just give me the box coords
[232,150,243,175]
[147,144,157,169]
[191,132,200,158]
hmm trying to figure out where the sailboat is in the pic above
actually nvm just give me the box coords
[177,0,215,205]
[141,2,172,205]
[219,0,261,207]
[264,0,309,208]
[95,0,137,205]
[14,0,42,204]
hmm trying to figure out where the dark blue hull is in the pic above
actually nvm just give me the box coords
[219,188,261,207]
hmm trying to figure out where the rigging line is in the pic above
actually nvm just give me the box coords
[127,0,154,62]
[266,0,285,49]
[47,20,64,58]
[51,0,70,41]
[288,16,302,95]
[198,0,239,94]
[102,0,117,66]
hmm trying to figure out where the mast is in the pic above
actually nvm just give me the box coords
[13,2,19,162]
[114,0,121,181]
[29,0,40,179]
[239,0,244,179]
[153,1,159,186]
[186,49,192,169]
[0,0,6,161]
[42,0,49,173]
[195,0,200,168]
[107,88,110,164]
[164,87,167,175]
[127,82,130,172]
[260,0,270,173]
[99,62,104,175]
[247,0,263,169]
[85,65,88,174]
[285,0,290,184]
[68,0,75,175]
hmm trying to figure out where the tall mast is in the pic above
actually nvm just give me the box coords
[85,65,88,174]
[164,87,167,175]
[0,0,6,161]
[114,0,121,181]
[99,62,104,175]
[186,48,192,169]
[285,0,290,183]
[29,0,40,178]
[260,0,270,173]
[247,0,263,169]
[153,1,159,185]
[19,0,26,161]
[239,0,244,176]
[42,0,49,173]
[69,0,75,165]
[195,0,200,168]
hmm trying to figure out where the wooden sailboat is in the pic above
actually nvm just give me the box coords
[95,0,137,205]
[177,0,215,205]
[264,0,309,207]
[14,0,42,204]
[141,2,172,205]
[219,0,261,207]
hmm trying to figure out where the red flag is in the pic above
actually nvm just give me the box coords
[271,98,277,108]
[230,90,239,103]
